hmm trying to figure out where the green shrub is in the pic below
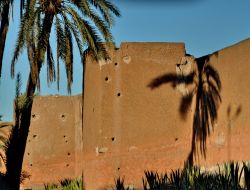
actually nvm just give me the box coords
[44,178,83,190]
[142,162,249,190]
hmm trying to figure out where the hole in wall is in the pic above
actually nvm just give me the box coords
[105,77,109,81]
[27,153,30,156]
[30,164,33,167]
[175,138,178,141]
[33,135,37,139]
[114,62,118,66]
[66,164,69,167]
[31,113,40,120]
[63,135,66,138]
[117,93,121,97]
[67,152,71,156]
[65,140,68,143]
[111,137,115,142]
[59,114,66,121]
[117,167,120,171]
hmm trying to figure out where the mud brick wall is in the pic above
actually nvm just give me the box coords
[22,96,82,189]
[82,40,250,190]
[19,40,250,190]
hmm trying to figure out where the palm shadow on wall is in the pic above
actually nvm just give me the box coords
[148,54,221,166]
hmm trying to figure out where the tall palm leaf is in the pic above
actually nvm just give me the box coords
[0,0,12,78]
[11,0,120,93]
[0,0,27,77]
[10,0,120,189]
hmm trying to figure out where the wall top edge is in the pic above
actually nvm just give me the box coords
[215,38,250,53]
[33,94,82,98]
[119,42,185,45]
[116,38,250,57]
[119,42,185,49]
[195,38,250,59]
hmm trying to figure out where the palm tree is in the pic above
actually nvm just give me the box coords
[148,54,221,166]
[4,73,31,187]
[9,0,120,189]
[0,0,27,77]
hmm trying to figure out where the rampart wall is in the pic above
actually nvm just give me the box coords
[9,39,250,189]
[22,96,83,189]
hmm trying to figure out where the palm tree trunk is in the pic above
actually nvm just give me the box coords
[5,13,54,190]
[81,56,87,188]
[0,1,10,77]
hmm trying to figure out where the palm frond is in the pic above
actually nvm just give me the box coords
[62,13,84,58]
[55,15,65,91]
[67,6,109,60]
[35,13,54,67]
[88,0,121,26]
[46,43,56,84]
[20,0,28,17]
[72,1,114,44]
[64,24,73,94]
[0,0,10,77]
[11,0,36,78]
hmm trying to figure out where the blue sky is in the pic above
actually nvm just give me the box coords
[1,0,250,121]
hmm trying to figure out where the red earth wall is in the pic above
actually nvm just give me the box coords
[13,39,250,189]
